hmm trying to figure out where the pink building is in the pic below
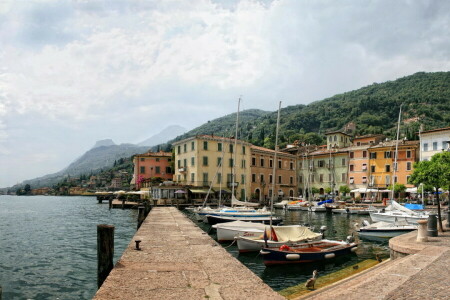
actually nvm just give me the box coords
[132,151,173,189]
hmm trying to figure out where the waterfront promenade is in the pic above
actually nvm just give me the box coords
[93,207,283,300]
[298,221,450,300]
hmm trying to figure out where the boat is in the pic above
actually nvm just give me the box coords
[273,200,289,209]
[235,225,323,253]
[212,220,267,242]
[369,200,429,224]
[259,239,358,266]
[206,214,283,225]
[355,220,417,240]
[286,200,309,211]
[308,199,332,212]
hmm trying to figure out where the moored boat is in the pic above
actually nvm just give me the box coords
[355,220,417,240]
[206,214,283,225]
[213,220,266,242]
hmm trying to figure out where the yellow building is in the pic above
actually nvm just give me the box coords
[172,135,251,200]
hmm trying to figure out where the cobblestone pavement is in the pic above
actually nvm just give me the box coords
[93,207,284,300]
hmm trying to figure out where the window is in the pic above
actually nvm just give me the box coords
[218,143,222,152]
[241,174,245,184]
[407,175,411,183]
[385,165,390,172]
[177,160,181,168]
[269,174,273,184]
[328,174,331,182]
[394,176,398,183]
[371,165,375,173]
[260,174,265,183]
[349,152,354,158]
[299,161,303,169]
[177,146,181,154]
[341,158,346,166]
[433,142,438,151]
[202,173,208,185]
[202,156,208,166]
[229,144,233,153]
[242,146,246,154]
[406,150,411,158]
[278,176,282,184]
[155,166,160,174]
[384,151,391,158]
[349,165,354,172]
[290,161,294,170]
[370,152,377,159]
[241,159,246,168]
[423,143,428,151]
[329,136,332,142]
[443,141,449,150]
[191,157,195,166]
[140,166,145,174]
[241,189,246,199]
[140,157,145,162]
[407,162,412,171]
[227,174,233,183]
[385,175,390,185]
[191,173,195,182]
[341,173,346,182]
[269,159,273,168]
[166,167,172,174]
[252,174,256,183]
[183,144,187,153]
[394,162,398,171]
[349,177,354,184]
[363,151,367,158]
[290,176,294,185]
[357,142,361,146]
[252,157,256,166]
[203,141,208,150]
[217,173,222,184]
[229,158,234,167]
[191,141,195,151]
[334,135,337,141]
[260,158,265,167]
[310,174,315,183]
[299,175,303,183]
[278,160,282,168]
[362,164,367,171]
[156,158,160,162]
[318,160,325,167]
[319,174,324,182]
[183,159,187,167]
[217,157,222,166]
[362,177,367,183]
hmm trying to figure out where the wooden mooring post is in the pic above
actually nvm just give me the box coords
[137,206,145,229]
[144,200,151,217]
[108,198,112,210]
[97,224,114,289]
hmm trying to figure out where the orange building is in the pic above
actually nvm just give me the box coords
[132,151,173,189]
[250,145,297,203]
[367,140,419,189]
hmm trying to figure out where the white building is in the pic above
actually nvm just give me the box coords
[420,127,450,161]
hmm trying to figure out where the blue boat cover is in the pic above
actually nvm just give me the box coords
[404,204,424,210]
[318,199,334,205]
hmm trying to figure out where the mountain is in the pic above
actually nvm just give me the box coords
[166,72,449,149]
[138,125,186,146]
[92,139,116,148]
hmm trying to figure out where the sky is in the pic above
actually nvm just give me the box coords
[1,0,449,187]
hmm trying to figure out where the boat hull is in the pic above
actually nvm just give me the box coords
[216,227,264,242]
[357,228,415,240]
[206,215,283,225]
[369,212,428,224]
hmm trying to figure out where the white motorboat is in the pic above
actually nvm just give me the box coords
[213,221,266,242]
[235,225,323,253]
[369,201,429,224]
[355,220,417,240]
[273,200,289,209]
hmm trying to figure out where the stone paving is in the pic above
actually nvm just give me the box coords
[298,221,450,300]
[93,207,284,300]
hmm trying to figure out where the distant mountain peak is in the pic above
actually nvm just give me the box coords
[138,125,187,147]
[92,139,116,149]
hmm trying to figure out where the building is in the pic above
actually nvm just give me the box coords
[172,135,251,200]
[325,130,352,150]
[347,134,385,190]
[250,145,297,203]
[132,151,173,189]
[419,127,450,161]
[367,140,419,189]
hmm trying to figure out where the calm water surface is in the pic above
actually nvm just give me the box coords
[186,208,390,291]
[0,195,137,300]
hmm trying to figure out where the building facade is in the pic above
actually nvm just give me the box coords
[250,145,297,203]
[172,135,251,200]
[420,127,450,161]
[132,151,173,189]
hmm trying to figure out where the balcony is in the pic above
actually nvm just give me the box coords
[178,167,187,173]
[227,182,239,188]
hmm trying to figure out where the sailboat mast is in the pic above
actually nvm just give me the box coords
[231,98,240,199]
[391,103,403,201]
[270,101,282,227]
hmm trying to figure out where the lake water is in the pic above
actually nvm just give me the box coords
[0,196,137,300]
[0,196,390,299]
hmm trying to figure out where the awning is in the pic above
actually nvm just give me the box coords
[189,189,210,194]
[217,189,232,193]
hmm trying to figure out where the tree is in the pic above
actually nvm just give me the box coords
[339,185,351,196]
[388,183,406,199]
[409,152,450,232]
[311,187,320,197]
[24,184,31,195]
[324,187,332,194]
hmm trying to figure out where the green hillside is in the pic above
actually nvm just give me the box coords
[170,71,450,149]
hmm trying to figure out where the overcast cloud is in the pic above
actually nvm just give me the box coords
[1,0,449,187]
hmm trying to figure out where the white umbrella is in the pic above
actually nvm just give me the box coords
[406,187,418,193]
[114,190,127,194]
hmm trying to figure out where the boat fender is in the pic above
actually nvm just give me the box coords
[260,250,270,255]
[351,246,358,252]
[324,253,335,259]
[286,254,300,260]
[280,245,291,251]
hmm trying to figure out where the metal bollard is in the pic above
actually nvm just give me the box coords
[427,213,438,237]
[416,220,428,242]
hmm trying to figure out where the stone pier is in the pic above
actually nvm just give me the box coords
[93,207,283,300]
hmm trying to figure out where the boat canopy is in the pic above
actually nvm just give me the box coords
[270,226,322,241]
[317,199,333,205]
